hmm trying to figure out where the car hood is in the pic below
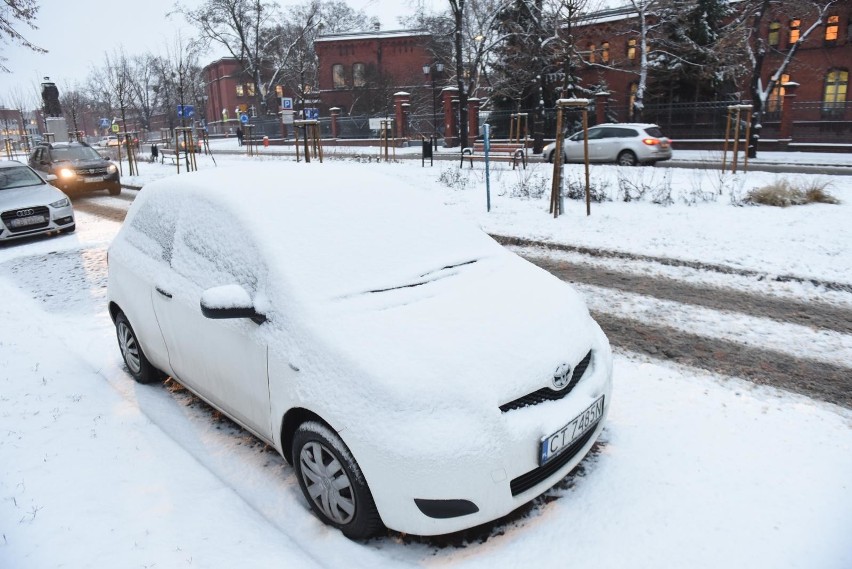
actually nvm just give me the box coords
[53,159,109,170]
[298,253,595,414]
[0,184,68,210]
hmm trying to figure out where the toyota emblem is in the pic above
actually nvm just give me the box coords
[552,362,573,390]
[16,209,34,217]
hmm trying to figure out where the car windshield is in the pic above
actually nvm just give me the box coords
[0,166,45,190]
[50,146,101,161]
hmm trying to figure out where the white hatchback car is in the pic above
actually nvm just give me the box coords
[107,163,613,538]
[543,123,672,166]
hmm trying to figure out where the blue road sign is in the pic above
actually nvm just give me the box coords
[99,118,110,128]
[240,113,249,124]
[281,97,293,110]
[305,108,319,120]
[177,105,195,118]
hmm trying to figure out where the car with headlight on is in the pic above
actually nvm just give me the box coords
[0,160,75,242]
[543,123,672,166]
[107,163,613,539]
[29,141,121,196]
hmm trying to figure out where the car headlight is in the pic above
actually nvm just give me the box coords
[49,198,70,208]
[107,163,118,174]
[58,168,76,179]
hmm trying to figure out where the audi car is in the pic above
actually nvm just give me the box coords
[544,123,672,166]
[29,141,121,195]
[107,163,613,539]
[0,160,75,242]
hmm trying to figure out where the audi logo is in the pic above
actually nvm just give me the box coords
[16,209,35,217]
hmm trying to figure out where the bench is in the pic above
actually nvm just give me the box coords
[461,143,528,169]
[158,148,179,165]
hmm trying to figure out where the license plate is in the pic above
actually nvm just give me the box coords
[10,215,46,228]
[85,176,106,183]
[539,395,604,465]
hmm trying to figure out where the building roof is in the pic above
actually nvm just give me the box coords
[315,29,430,43]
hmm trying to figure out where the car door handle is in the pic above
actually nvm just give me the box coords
[155,287,173,298]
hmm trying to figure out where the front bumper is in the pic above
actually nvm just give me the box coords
[345,323,614,536]
[0,203,75,242]
[54,173,120,194]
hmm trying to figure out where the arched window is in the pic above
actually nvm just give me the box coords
[588,43,596,64]
[823,69,848,115]
[601,41,610,64]
[627,39,637,61]
[768,21,781,46]
[825,15,839,43]
[766,73,790,115]
[352,63,366,87]
[789,19,801,45]
[332,64,345,89]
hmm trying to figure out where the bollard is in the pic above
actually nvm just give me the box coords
[263,135,269,148]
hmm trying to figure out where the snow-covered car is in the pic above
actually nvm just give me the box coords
[0,160,75,242]
[543,123,672,166]
[106,163,613,538]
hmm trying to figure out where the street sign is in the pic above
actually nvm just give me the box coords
[281,111,294,125]
[99,118,110,128]
[304,108,319,120]
[369,117,393,130]
[111,124,119,133]
[177,105,195,118]
[281,97,293,110]
[240,113,249,124]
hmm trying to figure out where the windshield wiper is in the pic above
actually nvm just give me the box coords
[365,259,480,295]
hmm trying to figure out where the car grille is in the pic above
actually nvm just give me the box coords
[509,419,600,496]
[1,206,50,233]
[499,350,593,412]
[76,167,109,177]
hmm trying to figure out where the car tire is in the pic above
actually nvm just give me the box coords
[108,185,121,196]
[293,421,383,539]
[546,150,554,163]
[617,150,638,167]
[115,311,162,384]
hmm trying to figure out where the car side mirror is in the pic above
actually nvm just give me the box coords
[200,284,267,324]
[44,174,58,182]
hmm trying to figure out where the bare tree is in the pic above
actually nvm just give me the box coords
[59,82,91,137]
[0,0,46,72]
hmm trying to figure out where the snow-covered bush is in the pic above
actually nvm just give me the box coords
[508,170,549,199]
[564,170,610,202]
[744,179,839,207]
[438,166,471,191]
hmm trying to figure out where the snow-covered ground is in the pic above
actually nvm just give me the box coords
[1,153,851,568]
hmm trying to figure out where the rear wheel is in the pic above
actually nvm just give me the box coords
[617,150,637,166]
[115,311,161,384]
[293,421,382,539]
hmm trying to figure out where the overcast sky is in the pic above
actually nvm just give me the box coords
[0,0,434,106]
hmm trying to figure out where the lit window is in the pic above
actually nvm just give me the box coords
[275,85,283,97]
[767,73,790,114]
[235,84,244,97]
[332,64,345,89]
[246,83,255,97]
[588,44,596,64]
[825,15,839,42]
[601,41,610,63]
[768,21,780,46]
[789,19,801,45]
[823,69,848,114]
[353,63,366,87]
[627,39,637,61]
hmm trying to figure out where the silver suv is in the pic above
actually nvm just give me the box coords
[543,123,672,166]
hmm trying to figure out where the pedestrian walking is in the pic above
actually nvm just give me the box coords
[236,127,244,147]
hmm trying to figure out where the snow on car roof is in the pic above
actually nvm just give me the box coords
[137,162,503,301]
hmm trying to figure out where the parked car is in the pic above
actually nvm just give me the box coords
[28,141,121,196]
[98,136,120,147]
[543,123,672,166]
[0,160,75,242]
[107,163,613,539]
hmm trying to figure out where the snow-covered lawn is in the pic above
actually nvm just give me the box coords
[1,153,850,568]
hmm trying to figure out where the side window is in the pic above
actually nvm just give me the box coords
[171,200,265,294]
[613,128,639,138]
[126,193,179,263]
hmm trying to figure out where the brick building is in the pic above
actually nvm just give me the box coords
[314,29,433,115]
[571,2,851,142]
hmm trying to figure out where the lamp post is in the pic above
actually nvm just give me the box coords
[423,62,444,150]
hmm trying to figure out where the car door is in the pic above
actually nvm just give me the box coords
[151,199,272,441]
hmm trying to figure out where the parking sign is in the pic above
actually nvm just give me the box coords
[281,97,293,110]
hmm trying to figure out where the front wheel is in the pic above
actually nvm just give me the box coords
[617,150,638,166]
[108,185,121,196]
[115,311,162,384]
[293,421,382,539]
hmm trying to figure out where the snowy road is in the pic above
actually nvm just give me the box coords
[2,177,851,568]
